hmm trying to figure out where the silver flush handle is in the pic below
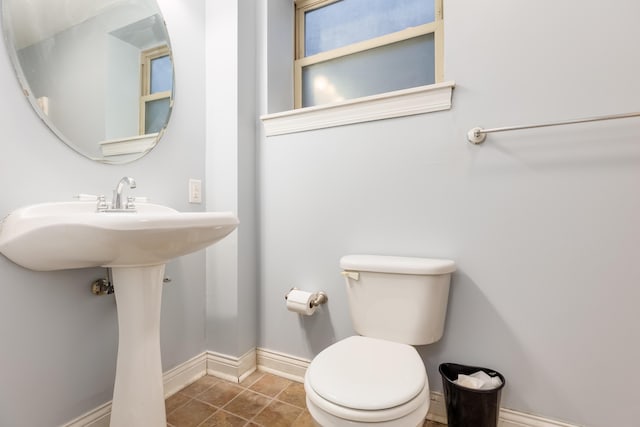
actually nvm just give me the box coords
[341,271,360,280]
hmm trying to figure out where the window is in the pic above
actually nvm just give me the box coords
[295,0,443,108]
[140,45,173,135]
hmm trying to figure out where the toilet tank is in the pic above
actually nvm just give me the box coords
[340,255,455,346]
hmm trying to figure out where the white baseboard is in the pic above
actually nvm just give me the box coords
[256,347,310,383]
[206,347,257,383]
[63,347,579,427]
[499,408,579,427]
[427,391,448,424]
[62,401,112,427]
[164,352,208,397]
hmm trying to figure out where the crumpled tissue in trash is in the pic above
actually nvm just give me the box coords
[454,370,502,390]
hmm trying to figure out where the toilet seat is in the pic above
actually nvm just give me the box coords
[305,372,429,423]
[305,336,429,423]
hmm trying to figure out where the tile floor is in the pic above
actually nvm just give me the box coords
[165,371,445,427]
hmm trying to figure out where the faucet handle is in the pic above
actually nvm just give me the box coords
[97,195,109,211]
[126,196,137,211]
[74,194,109,211]
[74,193,99,201]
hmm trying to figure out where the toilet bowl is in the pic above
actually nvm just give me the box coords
[304,255,455,427]
[304,336,430,427]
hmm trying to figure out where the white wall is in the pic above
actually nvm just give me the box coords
[105,37,140,140]
[205,0,258,357]
[257,1,640,426]
[0,1,207,425]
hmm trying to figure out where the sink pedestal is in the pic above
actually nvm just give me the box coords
[110,265,166,427]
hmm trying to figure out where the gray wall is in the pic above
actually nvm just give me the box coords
[0,0,207,425]
[257,1,640,427]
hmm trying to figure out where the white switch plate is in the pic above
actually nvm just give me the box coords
[188,179,202,204]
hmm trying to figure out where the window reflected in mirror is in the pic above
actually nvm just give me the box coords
[141,46,172,135]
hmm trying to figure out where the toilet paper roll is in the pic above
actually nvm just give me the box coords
[286,289,317,316]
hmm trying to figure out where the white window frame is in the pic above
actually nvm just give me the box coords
[294,0,444,109]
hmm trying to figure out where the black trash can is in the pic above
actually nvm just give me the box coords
[439,363,505,427]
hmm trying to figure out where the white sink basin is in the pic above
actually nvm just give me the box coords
[0,200,238,427]
[0,201,238,270]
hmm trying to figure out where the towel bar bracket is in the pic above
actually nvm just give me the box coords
[468,127,487,144]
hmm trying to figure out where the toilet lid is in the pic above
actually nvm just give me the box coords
[307,336,426,411]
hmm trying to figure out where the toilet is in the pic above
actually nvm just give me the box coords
[304,254,456,427]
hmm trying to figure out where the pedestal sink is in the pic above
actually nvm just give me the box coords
[0,201,239,427]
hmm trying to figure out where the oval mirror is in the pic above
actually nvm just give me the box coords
[1,0,174,164]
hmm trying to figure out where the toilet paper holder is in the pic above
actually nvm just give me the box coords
[284,288,328,307]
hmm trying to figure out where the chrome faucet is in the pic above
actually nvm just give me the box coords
[112,176,137,210]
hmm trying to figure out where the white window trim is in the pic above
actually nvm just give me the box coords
[260,81,454,137]
[294,0,444,109]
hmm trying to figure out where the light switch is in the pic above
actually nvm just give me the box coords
[188,179,202,204]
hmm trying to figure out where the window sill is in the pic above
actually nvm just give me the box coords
[260,81,455,137]
[99,133,159,156]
